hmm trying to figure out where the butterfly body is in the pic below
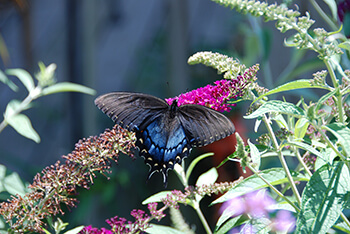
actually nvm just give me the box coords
[95,92,235,185]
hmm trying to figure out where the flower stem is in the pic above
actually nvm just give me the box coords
[247,164,300,212]
[192,201,212,234]
[262,115,302,204]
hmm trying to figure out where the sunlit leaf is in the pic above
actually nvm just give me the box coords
[294,118,309,140]
[245,101,306,119]
[296,162,350,233]
[142,191,172,205]
[252,79,328,105]
[186,152,214,182]
[6,68,35,93]
[212,168,308,205]
[324,123,350,157]
[6,113,40,143]
[0,69,18,91]
[41,82,96,96]
[145,224,185,234]
[196,167,218,187]
[4,172,27,196]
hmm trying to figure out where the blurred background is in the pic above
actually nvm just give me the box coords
[0,0,335,232]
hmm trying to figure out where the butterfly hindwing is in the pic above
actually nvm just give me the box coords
[136,115,191,185]
[178,104,235,147]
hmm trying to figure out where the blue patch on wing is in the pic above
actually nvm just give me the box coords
[135,118,191,185]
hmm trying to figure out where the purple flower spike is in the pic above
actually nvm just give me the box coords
[166,65,258,112]
[272,210,296,233]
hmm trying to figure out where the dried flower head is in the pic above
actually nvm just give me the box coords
[0,125,136,233]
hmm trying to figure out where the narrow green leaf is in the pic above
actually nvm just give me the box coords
[145,224,185,234]
[0,69,18,91]
[142,191,172,205]
[339,41,350,52]
[248,140,260,170]
[322,0,338,20]
[63,226,85,234]
[245,100,306,119]
[212,168,309,205]
[324,123,350,157]
[294,118,309,140]
[252,79,328,104]
[315,89,337,112]
[6,68,35,92]
[186,152,214,182]
[215,215,242,234]
[41,82,96,96]
[333,220,350,234]
[4,172,27,196]
[296,162,350,233]
[285,141,324,159]
[7,113,40,143]
[196,167,218,187]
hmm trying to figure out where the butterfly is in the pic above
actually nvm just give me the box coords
[95,92,235,186]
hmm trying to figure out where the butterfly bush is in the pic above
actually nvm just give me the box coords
[0,125,135,233]
[166,54,260,112]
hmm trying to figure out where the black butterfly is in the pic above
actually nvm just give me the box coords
[95,92,235,185]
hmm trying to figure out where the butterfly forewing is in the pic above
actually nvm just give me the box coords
[95,92,168,131]
[178,104,235,147]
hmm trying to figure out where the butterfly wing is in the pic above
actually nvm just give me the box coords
[137,115,191,186]
[95,92,168,131]
[178,104,235,147]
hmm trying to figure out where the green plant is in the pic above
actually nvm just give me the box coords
[2,0,350,233]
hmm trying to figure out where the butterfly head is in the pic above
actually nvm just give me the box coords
[169,99,179,118]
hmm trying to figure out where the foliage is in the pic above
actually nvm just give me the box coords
[2,0,350,233]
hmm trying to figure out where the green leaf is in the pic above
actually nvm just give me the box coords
[63,226,85,234]
[145,224,185,234]
[196,167,218,187]
[294,118,309,140]
[315,89,337,112]
[3,99,31,119]
[315,148,336,171]
[323,0,339,21]
[0,69,18,91]
[6,113,40,143]
[186,152,214,182]
[339,41,350,52]
[333,220,350,234]
[212,168,309,205]
[245,100,306,119]
[4,172,27,196]
[142,191,173,205]
[285,141,324,159]
[248,140,260,170]
[296,162,350,233]
[324,123,350,157]
[41,82,96,96]
[252,79,328,105]
[215,215,242,234]
[6,68,35,92]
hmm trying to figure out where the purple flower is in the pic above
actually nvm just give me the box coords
[272,210,296,233]
[221,190,275,219]
[166,65,258,112]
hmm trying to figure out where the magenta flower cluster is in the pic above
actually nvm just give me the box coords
[221,190,295,233]
[166,65,258,112]
[80,203,164,234]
